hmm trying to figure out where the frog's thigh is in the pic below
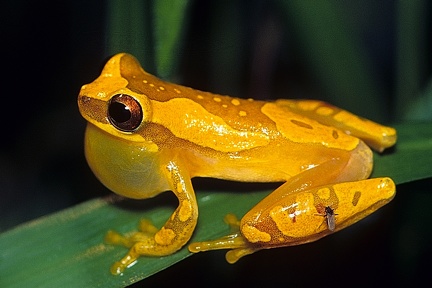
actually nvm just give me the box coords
[251,145,371,216]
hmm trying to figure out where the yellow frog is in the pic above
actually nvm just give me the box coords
[77,53,396,275]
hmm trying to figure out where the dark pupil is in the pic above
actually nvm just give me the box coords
[109,102,131,123]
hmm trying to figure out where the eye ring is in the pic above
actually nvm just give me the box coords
[108,94,143,132]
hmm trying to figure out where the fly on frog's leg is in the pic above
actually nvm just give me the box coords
[108,160,198,275]
[315,205,338,232]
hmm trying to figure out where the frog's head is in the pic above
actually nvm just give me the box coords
[78,54,171,199]
[77,53,155,144]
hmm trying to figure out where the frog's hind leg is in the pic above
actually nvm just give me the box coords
[275,99,396,152]
[189,146,381,263]
[189,177,396,264]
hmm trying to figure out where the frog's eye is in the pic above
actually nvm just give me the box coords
[108,94,143,132]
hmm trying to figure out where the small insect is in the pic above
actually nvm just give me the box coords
[322,206,337,231]
[316,205,338,231]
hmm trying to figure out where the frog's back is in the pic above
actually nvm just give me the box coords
[117,55,359,151]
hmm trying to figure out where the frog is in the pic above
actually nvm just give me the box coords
[77,53,396,275]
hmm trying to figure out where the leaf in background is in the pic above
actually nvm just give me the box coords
[153,0,191,79]
[105,0,191,78]
[372,122,432,184]
[403,78,432,121]
[275,0,387,122]
[396,0,428,118]
[0,123,431,287]
[105,0,153,70]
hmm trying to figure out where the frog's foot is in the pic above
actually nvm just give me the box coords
[188,214,261,264]
[104,219,158,248]
[109,242,148,275]
[107,215,198,275]
[105,219,165,275]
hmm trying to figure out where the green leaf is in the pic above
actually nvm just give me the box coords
[0,123,431,287]
[371,122,432,184]
[105,0,190,78]
[403,78,432,121]
[396,0,428,118]
[105,0,153,69]
[275,0,387,122]
[153,0,191,79]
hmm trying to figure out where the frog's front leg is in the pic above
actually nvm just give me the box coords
[189,177,395,263]
[109,160,198,275]
[105,219,159,248]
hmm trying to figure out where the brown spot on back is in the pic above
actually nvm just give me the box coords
[332,130,339,139]
[290,119,313,129]
[352,191,361,206]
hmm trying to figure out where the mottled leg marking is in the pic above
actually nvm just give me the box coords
[275,99,396,151]
[108,160,198,275]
